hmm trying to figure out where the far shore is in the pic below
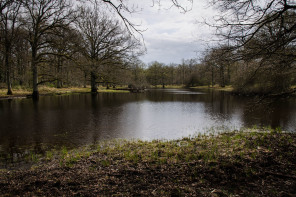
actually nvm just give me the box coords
[147,84,234,91]
[0,86,129,100]
[1,84,295,100]
[189,85,234,92]
[0,85,232,100]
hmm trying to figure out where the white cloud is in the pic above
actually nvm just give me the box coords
[125,0,217,64]
[141,38,202,64]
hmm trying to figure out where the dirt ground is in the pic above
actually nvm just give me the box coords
[1,131,295,196]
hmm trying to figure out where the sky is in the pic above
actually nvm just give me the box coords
[123,0,217,65]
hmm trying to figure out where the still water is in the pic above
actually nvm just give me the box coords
[0,89,296,153]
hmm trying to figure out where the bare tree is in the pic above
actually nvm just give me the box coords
[0,0,22,95]
[75,5,142,93]
[14,28,31,86]
[0,0,15,15]
[209,0,296,49]
[206,1,296,95]
[203,46,233,88]
[146,61,164,87]
[22,0,75,99]
[47,26,81,88]
[82,0,193,35]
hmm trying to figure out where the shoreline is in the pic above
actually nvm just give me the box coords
[189,85,234,92]
[0,86,129,100]
[1,129,295,196]
[0,85,233,100]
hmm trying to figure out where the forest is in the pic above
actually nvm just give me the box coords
[1,0,295,99]
[1,1,296,196]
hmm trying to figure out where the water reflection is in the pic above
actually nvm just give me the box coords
[0,89,295,158]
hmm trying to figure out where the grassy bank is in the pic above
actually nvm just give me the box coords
[0,129,295,196]
[0,86,129,99]
[190,85,234,92]
[150,85,185,89]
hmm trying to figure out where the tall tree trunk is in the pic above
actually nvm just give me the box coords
[57,80,62,88]
[220,66,225,88]
[0,60,3,83]
[17,58,24,86]
[227,64,231,85]
[31,49,39,100]
[56,57,63,88]
[83,71,87,88]
[211,65,215,87]
[32,62,39,99]
[90,71,97,93]
[5,50,12,95]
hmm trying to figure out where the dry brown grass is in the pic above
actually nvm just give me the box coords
[190,85,234,92]
[0,86,129,99]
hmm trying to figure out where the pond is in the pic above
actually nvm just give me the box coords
[0,88,296,157]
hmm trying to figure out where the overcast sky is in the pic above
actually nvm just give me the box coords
[125,0,217,65]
